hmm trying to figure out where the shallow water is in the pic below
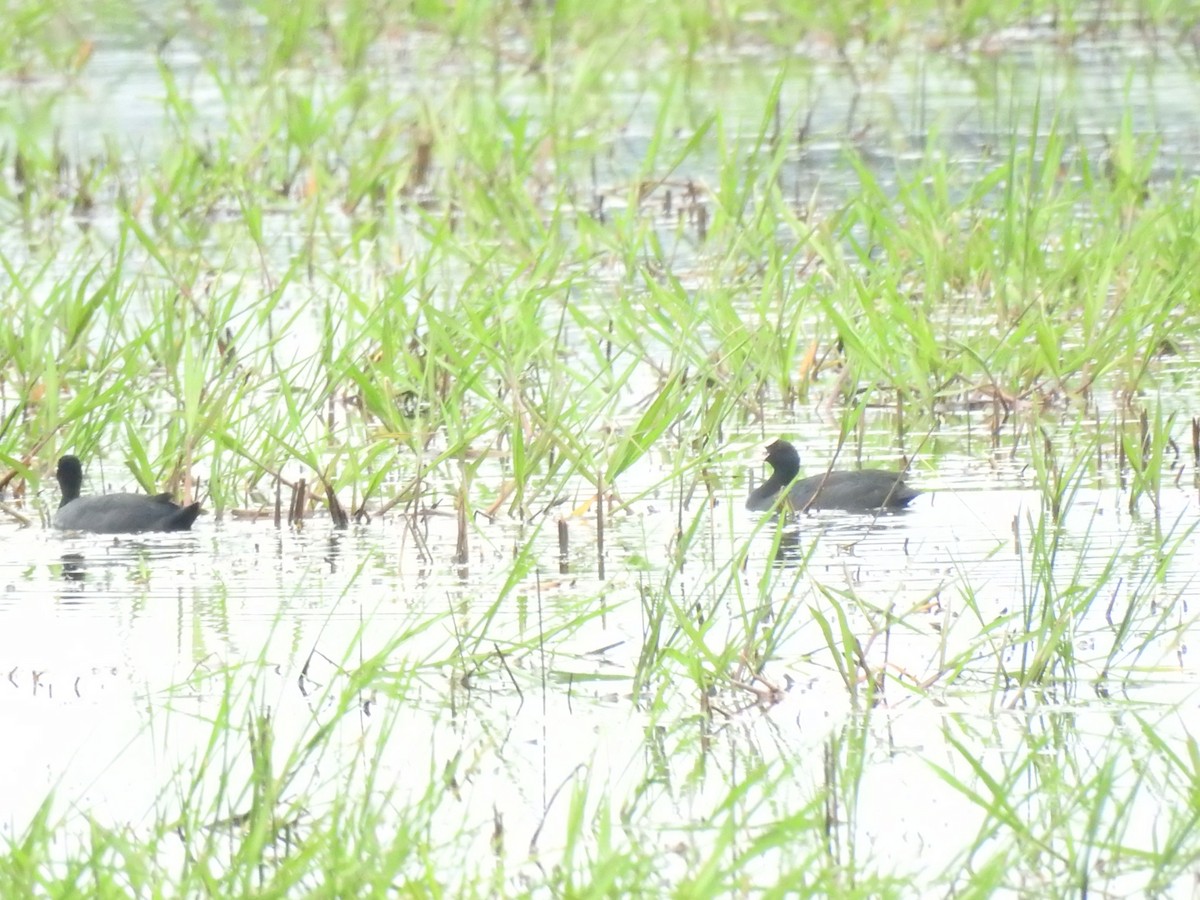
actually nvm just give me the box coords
[5,10,1200,893]
[4,427,1200,889]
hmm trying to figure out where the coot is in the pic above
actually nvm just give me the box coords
[746,439,918,513]
[54,455,201,533]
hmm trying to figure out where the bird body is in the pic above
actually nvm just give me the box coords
[54,455,201,533]
[746,439,917,513]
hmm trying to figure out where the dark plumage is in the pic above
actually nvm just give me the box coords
[746,439,918,513]
[54,455,201,534]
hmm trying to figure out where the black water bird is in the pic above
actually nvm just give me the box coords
[54,455,202,533]
[746,439,918,513]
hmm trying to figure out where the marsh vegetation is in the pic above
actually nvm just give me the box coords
[3,0,1200,895]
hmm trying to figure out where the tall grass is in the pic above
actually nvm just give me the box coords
[3,0,1200,895]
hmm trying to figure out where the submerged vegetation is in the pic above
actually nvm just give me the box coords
[3,0,1200,895]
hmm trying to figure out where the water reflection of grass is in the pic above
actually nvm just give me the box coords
[4,0,1200,894]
